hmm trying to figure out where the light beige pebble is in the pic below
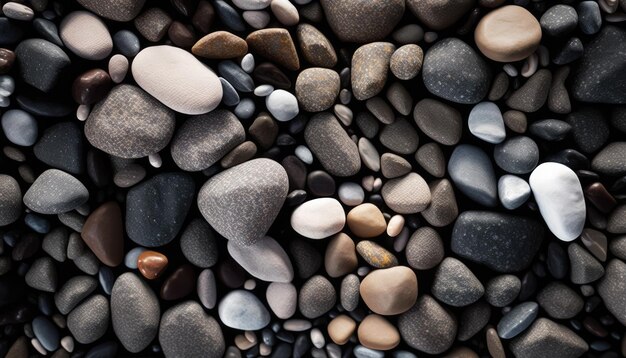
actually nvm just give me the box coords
[283,319,313,331]
[235,334,255,351]
[334,104,353,126]
[387,215,404,237]
[360,266,418,315]
[243,10,271,29]
[266,282,297,319]
[357,314,401,350]
[60,11,113,60]
[327,315,356,345]
[259,343,271,356]
[109,54,129,83]
[271,0,299,26]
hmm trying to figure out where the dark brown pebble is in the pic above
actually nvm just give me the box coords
[168,21,197,48]
[160,264,195,300]
[253,62,291,89]
[137,250,168,280]
[5,336,28,358]
[81,201,124,267]
[503,110,527,134]
[583,316,609,337]
[246,28,300,71]
[220,141,257,168]
[217,257,246,288]
[0,48,15,75]
[71,69,112,105]
[585,182,617,214]
[12,233,40,261]
[192,0,214,34]
[281,155,307,190]
[307,170,335,197]
[192,31,247,59]
[248,112,278,150]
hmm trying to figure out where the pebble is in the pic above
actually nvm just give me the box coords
[111,273,160,353]
[15,39,70,93]
[126,173,194,247]
[295,68,339,112]
[541,5,579,37]
[67,295,109,344]
[380,153,411,179]
[324,233,357,277]
[497,302,539,339]
[347,203,386,238]
[413,98,461,146]
[485,275,521,307]
[360,266,417,315]
[124,247,146,269]
[305,112,361,176]
[180,219,218,268]
[592,142,626,175]
[298,275,336,319]
[379,118,419,154]
[422,38,490,104]
[529,163,586,241]
[509,318,588,358]
[405,227,444,270]
[219,290,271,330]
[72,69,112,106]
[537,282,583,319]
[242,10,270,29]
[193,31,247,59]
[506,69,552,113]
[390,45,423,80]
[421,179,458,227]
[357,240,398,268]
[113,30,140,57]
[77,0,145,21]
[498,175,531,210]
[266,89,299,122]
[475,5,542,62]
[579,1,602,35]
[228,236,293,282]
[448,145,498,207]
[232,0,271,10]
[432,257,484,307]
[132,45,222,115]
[271,0,298,26]
[159,301,225,358]
[266,282,297,319]
[357,314,400,351]
[351,42,395,101]
[494,136,539,174]
[340,274,360,311]
[25,257,57,292]
[327,314,356,345]
[415,143,445,177]
[1,109,37,147]
[458,301,491,342]
[108,54,128,84]
[33,122,84,175]
[197,269,217,309]
[296,24,337,68]
[171,110,245,171]
[569,243,605,284]
[0,174,21,226]
[134,8,172,42]
[452,211,545,272]
[468,102,506,144]
[60,11,113,60]
[54,276,97,314]
[291,197,345,239]
[81,201,123,267]
[398,295,456,354]
[199,159,288,245]
[320,0,404,43]
[32,316,60,351]
[246,28,300,71]
[23,169,88,214]
[42,227,69,262]
[3,2,34,20]
[137,251,168,279]
[381,172,431,214]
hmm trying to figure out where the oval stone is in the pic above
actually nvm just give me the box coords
[218,290,271,330]
[360,266,417,315]
[60,11,113,60]
[227,236,293,282]
[290,198,345,239]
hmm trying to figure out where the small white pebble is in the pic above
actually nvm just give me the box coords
[76,104,90,121]
[386,215,405,237]
[254,84,274,97]
[294,145,313,164]
[334,104,353,126]
[521,53,538,78]
[503,64,518,77]
[310,328,325,349]
[0,95,10,107]
[31,338,47,355]
[357,266,371,276]
[372,177,383,192]
[241,53,255,73]
[244,279,256,290]
[61,336,74,353]
[0,75,15,96]
[148,153,162,168]
[338,182,365,206]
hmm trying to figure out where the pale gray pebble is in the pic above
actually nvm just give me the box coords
[198,269,217,310]
[241,53,255,73]
[159,301,225,358]
[42,227,68,262]
[485,274,521,307]
[468,101,506,144]
[124,247,146,269]
[1,109,37,146]
[234,98,255,119]
[25,257,57,292]
[32,316,60,351]
[54,275,97,315]
[266,89,299,122]
[340,274,360,311]
[497,301,539,339]
[67,294,109,344]
[2,2,34,21]
[295,145,313,165]
[218,290,271,330]
[180,218,218,268]
[448,145,498,207]
[221,78,240,106]
[228,235,294,283]
[23,169,89,215]
[354,345,384,358]
[254,84,274,97]
[0,174,21,226]
[58,212,85,233]
[498,175,531,210]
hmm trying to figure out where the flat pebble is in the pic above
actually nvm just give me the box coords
[448,145,498,207]
[305,113,361,176]
[413,98,461,146]
[60,11,112,60]
[266,282,297,319]
[431,257,484,307]
[67,295,109,344]
[228,236,293,282]
[219,290,271,330]
[24,169,88,214]
[381,172,431,214]
[468,102,506,144]
[360,266,417,315]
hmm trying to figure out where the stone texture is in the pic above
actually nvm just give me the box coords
[360,266,417,315]
[398,295,457,354]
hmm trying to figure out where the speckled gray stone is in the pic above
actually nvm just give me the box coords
[381,172,431,214]
[494,136,539,174]
[111,272,160,353]
[299,275,336,319]
[218,290,271,330]
[598,259,626,325]
[406,227,444,270]
[448,145,498,207]
[497,302,539,339]
[159,301,225,358]
[379,118,419,155]
[340,274,360,311]
[452,211,545,272]
[351,42,395,100]
[42,227,69,262]
[54,275,97,315]
[34,122,84,175]
[180,219,218,268]
[540,5,578,37]
[568,243,604,284]
[0,174,21,226]
[296,23,337,68]
[398,295,456,355]
[295,68,340,112]
[415,143,445,178]
[485,274,521,307]
[380,153,411,178]
[566,108,609,154]
[170,110,245,171]
[320,0,404,43]
[537,282,583,319]
[422,38,491,104]
[413,98,461,146]
[432,257,484,307]
[458,301,491,341]
[198,158,288,245]
[126,173,195,247]
[509,318,588,358]
[406,0,474,30]
[25,257,57,292]
[85,84,175,159]
[15,39,70,93]
[421,179,458,227]
[305,112,361,176]
[77,0,145,21]
[228,236,293,282]
[23,169,88,215]
[134,8,172,42]
[591,142,626,175]
[67,294,109,344]
[507,69,552,112]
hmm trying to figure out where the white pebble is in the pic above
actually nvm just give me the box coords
[521,53,538,78]
[386,215,404,237]
[76,104,90,121]
[31,338,46,355]
[295,145,313,164]
[244,279,256,290]
[338,182,365,206]
[148,153,162,168]
[2,2,34,21]
[0,96,9,107]
[310,328,325,349]
[254,84,274,97]
[108,54,129,83]
[290,198,345,239]
[357,266,371,276]
[243,10,271,29]
[266,89,299,122]
[61,336,74,353]
[334,104,353,126]
[362,175,375,192]
[372,177,383,192]
[241,53,255,73]
[0,75,15,97]
[393,226,410,252]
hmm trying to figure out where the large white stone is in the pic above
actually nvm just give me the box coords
[60,11,113,60]
[290,198,345,239]
[132,46,223,115]
[529,162,586,241]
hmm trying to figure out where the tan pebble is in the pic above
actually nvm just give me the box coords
[192,31,248,59]
[245,331,257,344]
[360,266,418,315]
[443,347,479,358]
[356,240,398,268]
[387,215,404,237]
[347,203,386,238]
[270,0,299,26]
[235,334,255,351]
[259,343,271,356]
[325,233,358,277]
[357,314,400,350]
[486,327,505,358]
[327,315,356,345]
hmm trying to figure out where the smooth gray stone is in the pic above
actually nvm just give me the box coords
[497,301,539,339]
[578,1,601,35]
[468,101,505,144]
[159,301,225,358]
[234,97,255,120]
[510,318,588,358]
[218,290,271,330]
[126,173,195,247]
[67,294,109,344]
[529,119,571,141]
[197,269,217,309]
[398,295,456,355]
[220,77,240,106]
[422,37,490,104]
[298,275,336,319]
[214,0,246,32]
[14,38,70,93]
[25,257,57,292]
[113,30,140,57]
[54,275,97,314]
[379,118,419,155]
[494,136,539,174]
[537,282,583,319]
[353,345,384,358]
[448,144,498,207]
[431,257,484,307]
[452,211,545,272]
[540,4,578,37]
[23,169,88,215]
[598,259,626,325]
[34,122,84,174]
[227,236,294,283]
[42,227,68,262]
[76,0,145,21]
[592,142,626,176]
[32,316,60,351]
[180,219,218,268]
[305,112,361,176]
[568,243,604,284]
[0,174,21,226]
[74,250,100,275]
[33,18,63,46]
[485,274,521,307]
[111,272,160,353]
[458,301,491,341]
[1,109,37,146]
[498,175,531,210]
[218,60,254,93]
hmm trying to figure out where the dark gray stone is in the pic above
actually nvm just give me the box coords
[214,0,245,32]
[509,318,588,358]
[67,294,109,344]
[457,301,491,341]
[494,136,539,174]
[598,259,626,325]
[54,275,97,315]
[431,257,484,307]
[497,301,539,339]
[566,108,609,153]
[220,78,240,106]
[77,0,145,21]
[34,122,84,174]
[578,1,601,35]
[180,219,218,268]
[528,119,571,141]
[0,174,21,226]
[218,60,254,93]
[305,113,360,176]
[448,145,498,207]
[485,274,521,307]
[33,19,63,47]
[379,118,419,155]
[113,30,140,57]
[568,243,604,284]
[553,37,583,65]
[0,17,24,45]
[398,295,456,355]
[540,5,578,37]
[23,169,88,215]
[452,211,545,272]
[506,69,552,113]
[25,257,57,292]
[537,282,583,319]
[15,39,70,92]
[592,142,626,176]
[42,227,69,262]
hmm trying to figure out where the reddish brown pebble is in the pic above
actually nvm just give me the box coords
[160,264,195,300]
[246,28,300,71]
[168,21,197,48]
[585,182,617,214]
[253,62,292,89]
[0,48,15,75]
[81,201,124,267]
[486,327,505,358]
[71,69,112,105]
[137,251,168,280]
[192,31,248,59]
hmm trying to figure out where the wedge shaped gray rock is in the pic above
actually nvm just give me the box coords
[0,174,21,226]
[509,318,588,358]
[85,84,175,158]
[170,110,245,171]
[159,301,225,358]
[431,257,484,307]
[227,236,293,282]
[198,158,288,246]
[598,259,626,325]
[54,275,97,315]
[448,145,498,207]
[111,272,160,353]
[398,295,456,355]
[25,257,57,292]
[452,211,545,272]
[67,294,109,344]
[24,169,88,214]
[218,290,271,330]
